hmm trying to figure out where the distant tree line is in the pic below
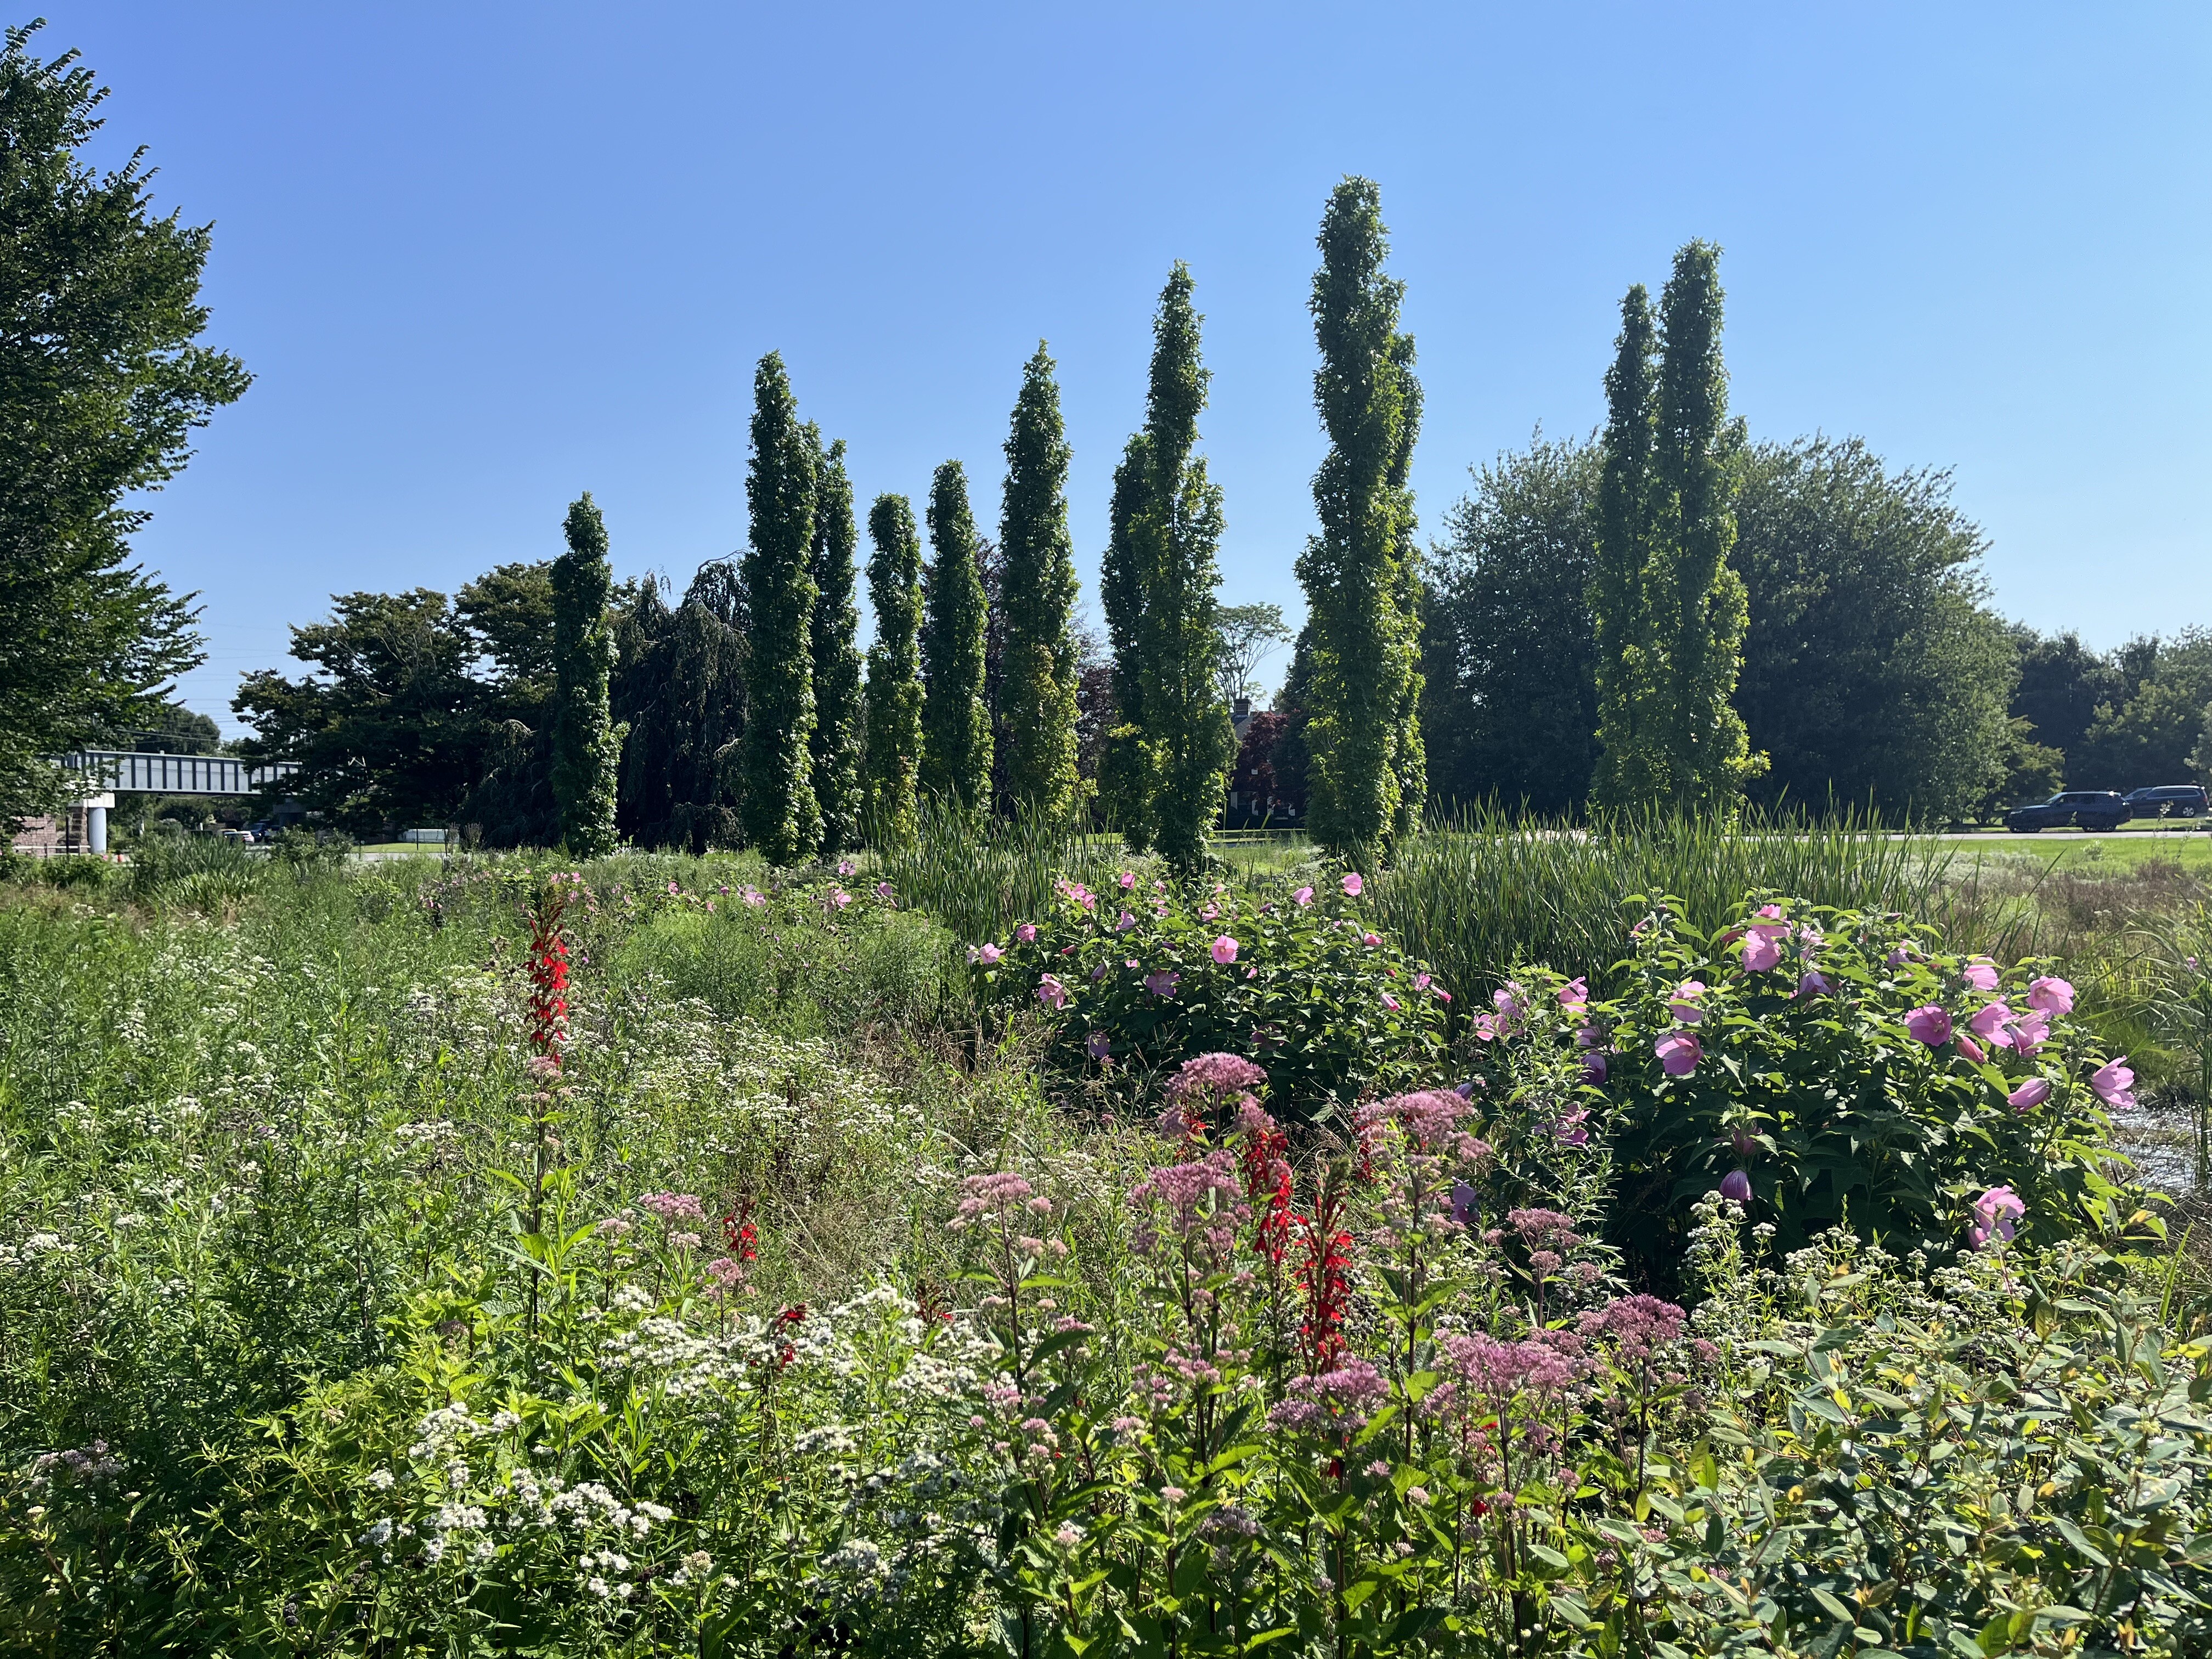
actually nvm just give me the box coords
[227,172,2208,857]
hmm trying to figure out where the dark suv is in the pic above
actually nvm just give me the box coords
[2123,785,2209,820]
[2004,791,2129,833]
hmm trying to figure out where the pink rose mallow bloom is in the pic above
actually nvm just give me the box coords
[1559,977,1589,1013]
[2092,1056,2136,1109]
[1116,911,1137,933]
[1669,981,1707,1024]
[2007,1076,2052,1113]
[1119,871,1136,890]
[1144,970,1180,998]
[1037,974,1069,1010]
[1962,957,2000,992]
[1086,1032,1111,1060]
[1742,931,1782,973]
[875,882,895,901]
[1655,1031,1701,1076]
[2005,1009,2052,1054]
[1719,1170,1753,1203]
[1341,872,1363,897]
[1968,1185,2025,1250]
[1967,1001,2015,1050]
[1015,923,1037,944]
[1904,1005,1953,1046]
[1957,1035,1987,1065]
[2026,975,2075,1017]
[1211,935,1239,966]
[1293,885,1314,906]
[970,943,1002,966]
[1796,969,1831,1000]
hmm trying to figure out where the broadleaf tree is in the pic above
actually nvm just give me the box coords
[0,23,250,824]
[1296,178,1425,855]
[996,343,1083,820]
[550,493,625,856]
[808,434,864,855]
[918,461,991,807]
[738,352,820,864]
[862,493,924,844]
[1125,263,1235,872]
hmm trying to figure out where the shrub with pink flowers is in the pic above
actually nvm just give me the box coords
[975,865,1448,1124]
[1464,895,2146,1285]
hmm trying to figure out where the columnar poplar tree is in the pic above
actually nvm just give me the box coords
[738,352,821,864]
[1296,178,1425,855]
[550,492,624,856]
[918,460,991,806]
[862,493,925,844]
[1589,285,1666,808]
[1589,244,1762,813]
[1127,263,1235,871]
[997,343,1082,820]
[1652,241,1760,810]
[1097,436,1155,847]
[808,433,864,855]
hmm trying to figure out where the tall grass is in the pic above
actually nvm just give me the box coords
[1375,804,1964,998]
[874,797,1130,943]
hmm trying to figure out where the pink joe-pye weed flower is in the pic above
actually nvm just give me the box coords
[1968,1184,2025,1250]
[1904,1005,1953,1046]
[1719,1170,1753,1203]
[1341,872,1363,896]
[1211,935,1239,966]
[1962,957,2000,991]
[1655,1031,1701,1076]
[1669,981,1707,1024]
[2092,1056,2137,1109]
[1036,974,1070,1010]
[2007,1076,2052,1113]
[2027,975,2075,1016]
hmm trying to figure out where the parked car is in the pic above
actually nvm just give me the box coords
[2123,784,2209,820]
[2004,791,2129,833]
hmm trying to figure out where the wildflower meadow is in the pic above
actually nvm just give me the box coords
[4,836,2211,1659]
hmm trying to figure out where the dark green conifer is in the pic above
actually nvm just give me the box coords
[1590,285,1665,809]
[997,344,1082,820]
[808,433,864,855]
[918,461,991,806]
[550,492,624,857]
[738,352,820,864]
[1097,436,1154,847]
[862,493,924,844]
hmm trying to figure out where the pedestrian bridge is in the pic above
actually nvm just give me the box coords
[33,751,302,855]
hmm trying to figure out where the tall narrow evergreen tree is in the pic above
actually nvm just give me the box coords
[1652,240,1760,810]
[1296,178,1425,855]
[550,492,624,856]
[1097,436,1154,847]
[808,433,864,855]
[919,461,991,806]
[1589,285,1666,809]
[863,493,924,844]
[997,343,1083,820]
[1127,263,1235,871]
[738,352,820,864]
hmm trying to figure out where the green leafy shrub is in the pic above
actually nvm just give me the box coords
[1466,894,2142,1285]
[978,864,1448,1123]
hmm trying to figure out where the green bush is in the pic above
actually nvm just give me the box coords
[979,864,1447,1123]
[1466,894,2140,1285]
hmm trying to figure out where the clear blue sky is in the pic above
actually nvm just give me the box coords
[41,2,2212,729]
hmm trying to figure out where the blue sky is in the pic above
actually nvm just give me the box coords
[42,2,2212,728]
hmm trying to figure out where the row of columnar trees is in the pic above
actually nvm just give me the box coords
[530,194,1770,865]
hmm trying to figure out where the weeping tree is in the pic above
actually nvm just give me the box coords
[809,434,864,856]
[1590,242,1762,813]
[997,343,1083,820]
[919,460,991,807]
[1124,263,1235,872]
[1296,177,1424,856]
[863,493,925,844]
[550,492,625,857]
[611,560,747,853]
[738,352,820,864]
